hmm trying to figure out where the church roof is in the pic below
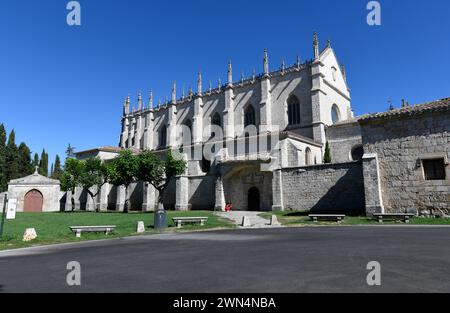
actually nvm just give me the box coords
[75,145,123,155]
[9,168,60,186]
[358,98,450,122]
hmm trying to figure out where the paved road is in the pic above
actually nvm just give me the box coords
[1,226,450,292]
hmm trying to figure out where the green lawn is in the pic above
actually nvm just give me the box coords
[0,211,234,251]
[260,211,450,226]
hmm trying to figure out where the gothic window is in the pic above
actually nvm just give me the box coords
[159,125,167,148]
[201,156,211,173]
[305,147,312,166]
[182,119,192,145]
[351,145,364,161]
[423,158,446,180]
[244,105,256,127]
[211,112,221,138]
[331,104,340,124]
[287,95,301,125]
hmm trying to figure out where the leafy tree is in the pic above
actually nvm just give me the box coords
[17,142,33,177]
[106,150,138,213]
[0,124,6,191]
[52,155,62,179]
[39,149,48,176]
[60,158,108,212]
[135,150,186,210]
[323,141,332,164]
[5,130,19,181]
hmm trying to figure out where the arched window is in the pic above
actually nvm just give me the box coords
[287,95,301,125]
[244,105,256,127]
[331,66,337,81]
[212,113,221,127]
[331,104,340,124]
[159,125,167,148]
[351,144,364,161]
[182,119,192,145]
[305,147,312,166]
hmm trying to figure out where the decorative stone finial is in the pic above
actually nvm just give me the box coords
[327,38,331,48]
[171,81,177,104]
[209,80,212,94]
[313,32,319,60]
[218,78,221,92]
[197,71,202,95]
[241,71,244,86]
[252,68,256,82]
[137,91,143,111]
[227,60,233,87]
[148,90,153,109]
[296,55,301,69]
[34,166,39,174]
[281,58,285,74]
[263,48,269,75]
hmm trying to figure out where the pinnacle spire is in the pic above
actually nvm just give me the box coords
[197,71,202,95]
[313,32,319,60]
[241,71,244,85]
[137,91,143,111]
[281,58,285,74]
[227,60,233,87]
[252,68,256,82]
[172,81,177,104]
[296,55,301,69]
[263,48,269,75]
[148,90,153,109]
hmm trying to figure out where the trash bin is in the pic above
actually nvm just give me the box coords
[154,204,167,230]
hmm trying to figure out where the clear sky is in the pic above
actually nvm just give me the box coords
[1,0,449,167]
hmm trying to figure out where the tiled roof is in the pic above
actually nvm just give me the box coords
[75,146,123,155]
[9,171,60,186]
[358,98,450,122]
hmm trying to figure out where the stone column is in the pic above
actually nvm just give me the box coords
[116,185,126,212]
[224,87,235,140]
[215,175,226,211]
[73,186,81,210]
[362,153,384,216]
[310,58,326,144]
[64,190,73,211]
[98,183,109,212]
[175,176,189,211]
[142,183,156,211]
[272,169,284,211]
[260,75,272,132]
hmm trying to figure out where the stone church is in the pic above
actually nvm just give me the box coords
[66,33,449,216]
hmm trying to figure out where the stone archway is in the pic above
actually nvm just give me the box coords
[24,189,43,212]
[247,187,260,211]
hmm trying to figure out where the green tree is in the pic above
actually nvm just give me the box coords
[33,153,39,168]
[60,158,108,212]
[5,130,19,181]
[39,149,48,176]
[323,141,332,164]
[136,150,186,222]
[0,124,6,191]
[65,143,76,159]
[52,155,62,179]
[106,150,138,213]
[17,142,33,177]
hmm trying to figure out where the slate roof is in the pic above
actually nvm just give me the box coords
[358,98,450,122]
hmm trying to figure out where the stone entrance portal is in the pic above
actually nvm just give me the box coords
[23,189,43,212]
[247,187,260,211]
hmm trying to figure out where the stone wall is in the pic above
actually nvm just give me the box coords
[360,111,450,214]
[188,175,215,210]
[281,161,365,215]
[327,121,362,163]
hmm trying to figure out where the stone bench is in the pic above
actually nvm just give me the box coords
[69,225,116,238]
[172,217,208,228]
[309,214,346,222]
[372,213,415,224]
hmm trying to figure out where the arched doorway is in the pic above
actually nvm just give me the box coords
[24,189,43,212]
[247,187,260,211]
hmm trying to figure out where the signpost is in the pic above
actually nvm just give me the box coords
[6,198,17,220]
[0,194,7,237]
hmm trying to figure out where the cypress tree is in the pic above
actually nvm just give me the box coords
[52,155,62,179]
[323,141,332,164]
[50,163,54,178]
[39,149,49,176]
[33,153,39,168]
[0,124,6,191]
[17,142,33,177]
[6,129,19,181]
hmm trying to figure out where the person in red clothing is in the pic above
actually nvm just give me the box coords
[225,202,233,212]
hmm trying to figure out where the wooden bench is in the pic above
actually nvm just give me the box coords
[69,225,116,238]
[372,213,415,224]
[309,214,346,222]
[172,217,208,228]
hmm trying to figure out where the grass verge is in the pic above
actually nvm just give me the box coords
[0,211,234,251]
[259,211,450,226]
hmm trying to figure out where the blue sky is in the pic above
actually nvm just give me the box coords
[0,0,449,167]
